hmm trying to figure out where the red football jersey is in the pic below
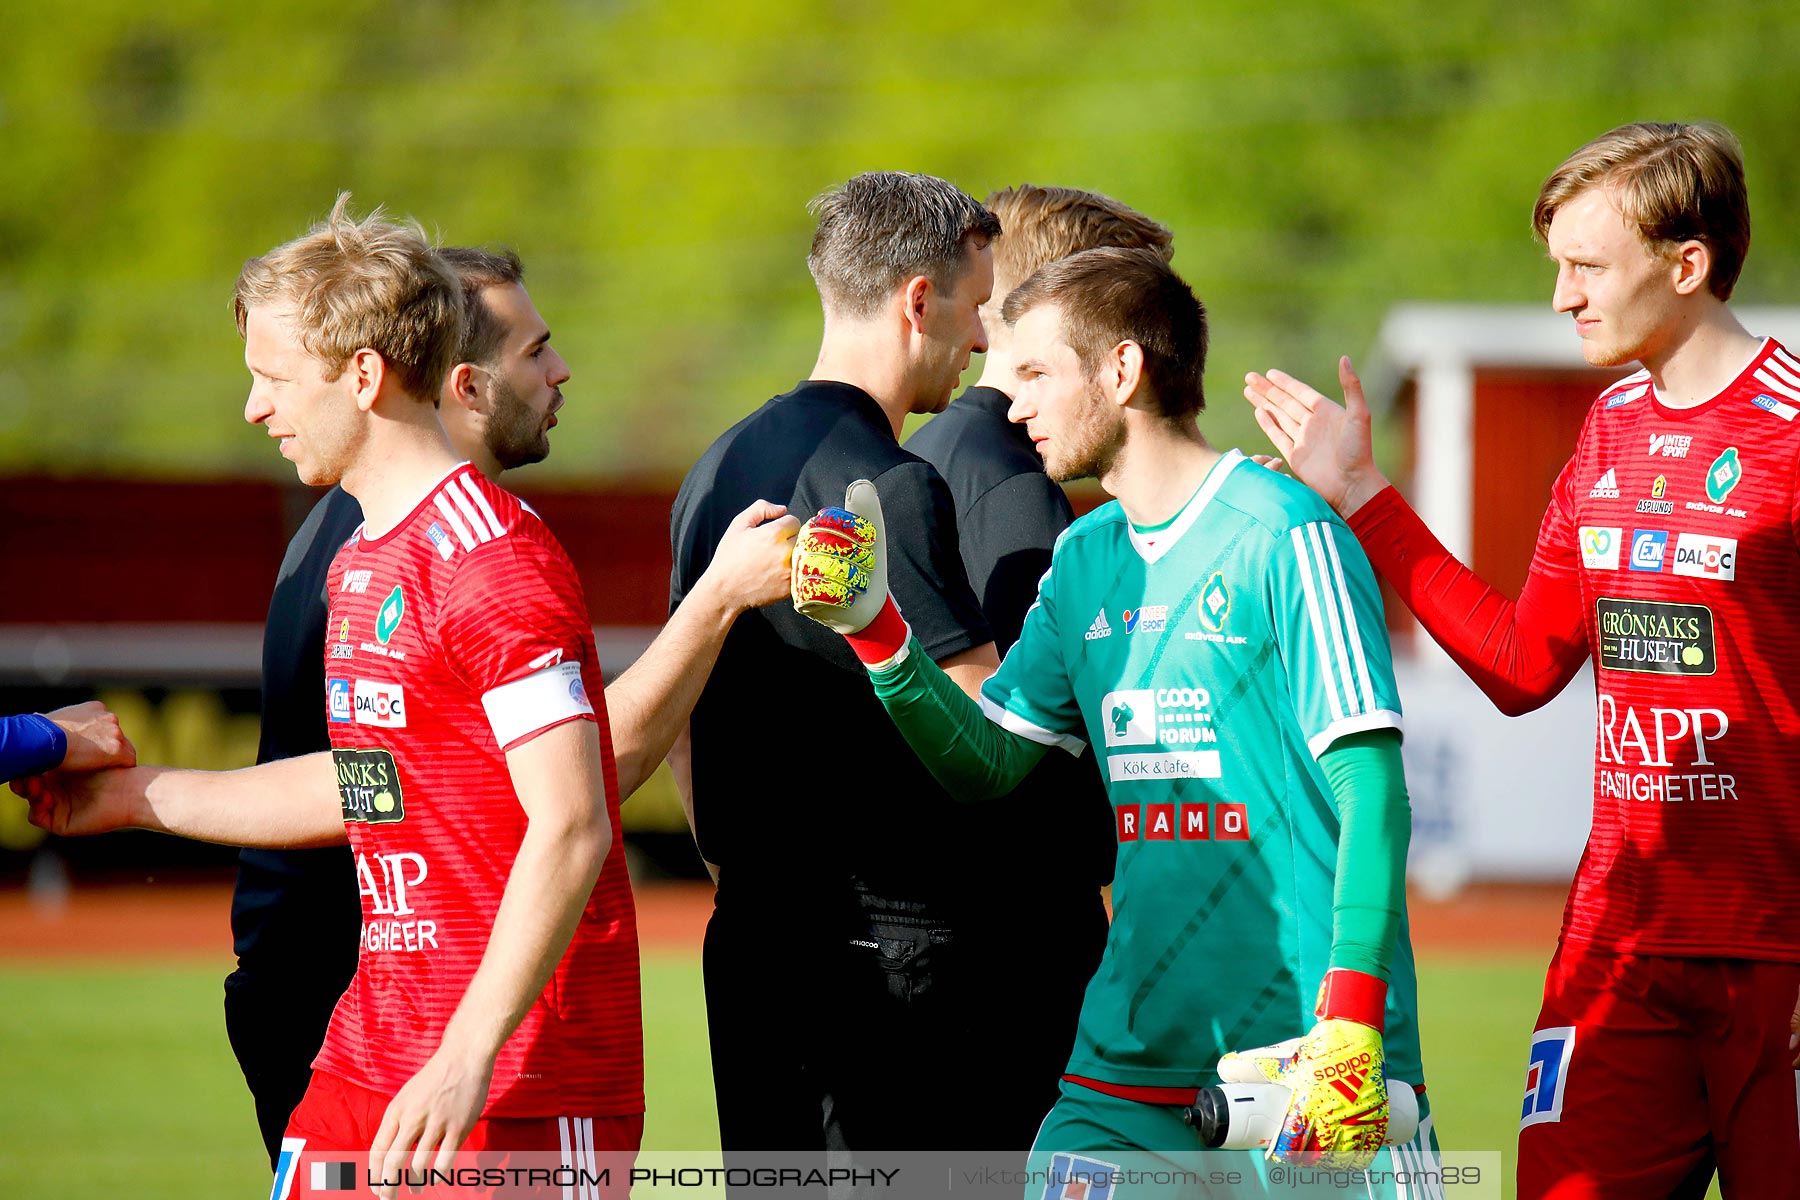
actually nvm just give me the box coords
[1357,338,1800,960]
[313,463,643,1117]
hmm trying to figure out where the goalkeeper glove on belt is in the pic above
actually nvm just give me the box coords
[1217,967,1390,1168]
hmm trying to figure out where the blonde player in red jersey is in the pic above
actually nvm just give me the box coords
[16,196,795,1200]
[1246,123,1800,1198]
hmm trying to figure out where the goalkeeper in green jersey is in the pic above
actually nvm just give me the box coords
[790,248,1441,1190]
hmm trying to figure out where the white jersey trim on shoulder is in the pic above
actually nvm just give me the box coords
[1599,366,1650,410]
[978,693,1087,757]
[1127,449,1245,566]
[360,461,472,543]
[427,468,512,560]
[459,473,508,539]
[433,492,478,550]
[1599,368,1650,397]
[1308,710,1404,759]
[1290,520,1384,725]
[1317,522,1379,715]
[1754,356,1800,407]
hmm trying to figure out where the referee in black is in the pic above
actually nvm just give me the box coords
[902,183,1173,1143]
[673,172,1090,1155]
[224,247,566,1165]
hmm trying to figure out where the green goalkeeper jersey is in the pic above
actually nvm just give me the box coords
[981,449,1424,1089]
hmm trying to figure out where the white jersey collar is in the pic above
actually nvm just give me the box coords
[1127,449,1245,565]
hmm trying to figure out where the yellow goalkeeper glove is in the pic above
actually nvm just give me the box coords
[792,479,887,632]
[1217,967,1390,1168]
[791,479,911,666]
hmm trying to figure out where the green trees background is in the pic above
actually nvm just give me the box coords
[5,0,1798,482]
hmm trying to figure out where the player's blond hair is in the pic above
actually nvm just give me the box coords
[984,185,1173,306]
[1532,122,1750,300]
[232,193,464,402]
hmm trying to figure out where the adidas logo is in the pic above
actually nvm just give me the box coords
[1084,608,1112,641]
[1588,469,1620,499]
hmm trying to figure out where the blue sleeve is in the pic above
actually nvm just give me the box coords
[1,714,68,778]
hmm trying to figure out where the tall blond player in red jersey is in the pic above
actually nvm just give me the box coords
[16,197,795,1199]
[1246,123,1800,1198]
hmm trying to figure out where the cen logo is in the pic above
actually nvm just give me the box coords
[327,677,351,723]
[1629,529,1668,572]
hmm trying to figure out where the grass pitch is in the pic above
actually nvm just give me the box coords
[0,951,1552,1199]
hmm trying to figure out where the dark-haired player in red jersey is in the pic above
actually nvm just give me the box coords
[15,197,794,1200]
[1247,122,1800,1197]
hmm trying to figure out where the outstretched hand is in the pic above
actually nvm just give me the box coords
[1243,357,1388,518]
[700,499,801,614]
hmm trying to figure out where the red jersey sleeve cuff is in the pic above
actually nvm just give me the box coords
[1345,485,1406,538]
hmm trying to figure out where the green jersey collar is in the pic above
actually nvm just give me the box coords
[1126,449,1245,565]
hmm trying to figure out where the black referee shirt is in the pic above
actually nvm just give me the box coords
[671,380,999,907]
[230,486,364,977]
[906,385,1115,896]
[904,385,1071,653]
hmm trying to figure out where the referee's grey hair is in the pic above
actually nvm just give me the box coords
[806,172,1002,318]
